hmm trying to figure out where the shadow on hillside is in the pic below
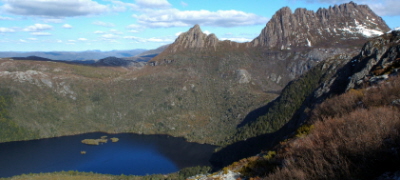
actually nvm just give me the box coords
[210,115,301,170]
[236,98,278,128]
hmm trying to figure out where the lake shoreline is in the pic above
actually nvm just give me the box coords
[0,131,215,146]
[0,132,217,178]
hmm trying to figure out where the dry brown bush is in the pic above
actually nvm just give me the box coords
[312,75,400,122]
[261,76,400,179]
[265,107,400,180]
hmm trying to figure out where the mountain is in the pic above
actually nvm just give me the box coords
[0,49,147,61]
[123,44,170,62]
[153,2,389,85]
[95,56,146,67]
[252,1,389,49]
[157,1,389,55]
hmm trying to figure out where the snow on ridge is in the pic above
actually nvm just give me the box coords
[386,27,400,34]
[339,20,384,38]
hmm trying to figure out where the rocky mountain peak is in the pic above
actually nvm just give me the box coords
[252,2,390,49]
[167,24,219,53]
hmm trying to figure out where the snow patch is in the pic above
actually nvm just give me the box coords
[339,20,383,38]
[387,27,400,33]
[306,38,312,47]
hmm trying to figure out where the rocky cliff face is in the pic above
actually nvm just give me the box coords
[314,30,400,99]
[252,1,390,49]
[167,25,219,53]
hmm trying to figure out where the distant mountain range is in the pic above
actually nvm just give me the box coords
[0,49,147,61]
[3,45,169,67]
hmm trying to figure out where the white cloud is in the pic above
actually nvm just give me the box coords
[93,21,115,27]
[124,35,173,43]
[133,9,269,28]
[0,27,15,33]
[297,0,400,16]
[110,0,170,11]
[135,0,171,9]
[110,29,123,35]
[43,18,63,23]
[23,24,52,32]
[0,16,14,20]
[367,0,400,16]
[31,32,51,36]
[63,24,72,29]
[94,30,105,34]
[147,37,173,42]
[28,38,37,40]
[126,24,142,29]
[102,34,118,39]
[1,0,109,17]
[68,40,76,42]
[180,1,188,7]
[221,37,252,42]
[78,38,88,41]
[19,39,26,43]
[203,30,211,35]
[175,31,183,36]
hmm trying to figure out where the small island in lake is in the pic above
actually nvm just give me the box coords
[110,137,119,142]
[81,136,119,145]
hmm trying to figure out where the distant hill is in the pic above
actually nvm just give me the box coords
[1,45,168,64]
[0,49,147,61]
[95,56,146,67]
[12,56,96,65]
[123,44,169,62]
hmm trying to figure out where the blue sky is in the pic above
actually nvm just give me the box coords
[0,0,399,52]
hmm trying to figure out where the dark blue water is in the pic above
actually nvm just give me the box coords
[0,132,216,178]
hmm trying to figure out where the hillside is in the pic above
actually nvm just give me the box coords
[210,29,400,169]
[0,49,146,61]
[194,29,400,180]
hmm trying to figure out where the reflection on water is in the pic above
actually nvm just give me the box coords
[0,132,216,178]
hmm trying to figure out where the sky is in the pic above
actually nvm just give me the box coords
[0,0,399,52]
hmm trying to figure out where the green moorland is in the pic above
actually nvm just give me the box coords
[0,166,212,180]
[0,47,281,145]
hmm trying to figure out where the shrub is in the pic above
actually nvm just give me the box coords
[264,106,400,180]
[295,124,314,138]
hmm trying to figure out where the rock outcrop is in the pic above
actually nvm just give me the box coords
[314,30,400,99]
[252,1,390,49]
[167,25,219,53]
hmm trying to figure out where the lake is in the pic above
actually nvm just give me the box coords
[0,132,216,178]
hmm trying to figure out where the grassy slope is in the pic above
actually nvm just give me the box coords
[0,49,277,144]
[1,166,211,180]
[219,75,400,180]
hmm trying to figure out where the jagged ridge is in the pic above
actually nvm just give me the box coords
[252,1,390,49]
